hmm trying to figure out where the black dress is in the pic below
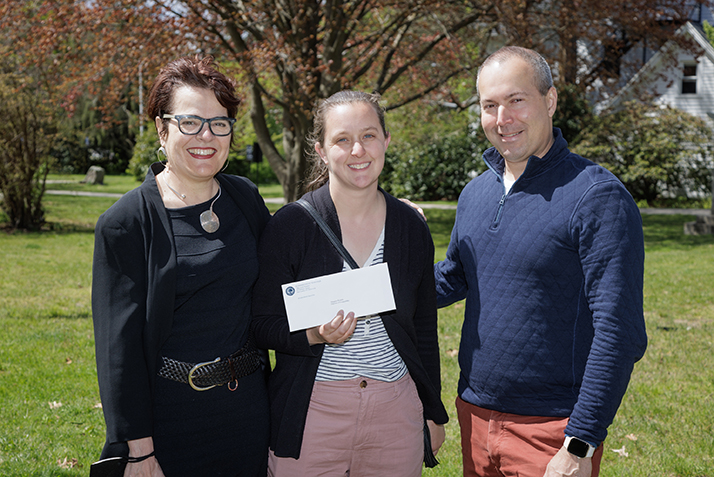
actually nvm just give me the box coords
[152,193,269,476]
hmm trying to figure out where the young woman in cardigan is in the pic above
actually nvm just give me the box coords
[251,90,448,476]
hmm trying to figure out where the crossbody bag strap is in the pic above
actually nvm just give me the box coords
[297,198,359,270]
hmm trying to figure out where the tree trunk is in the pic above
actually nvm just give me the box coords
[248,82,312,203]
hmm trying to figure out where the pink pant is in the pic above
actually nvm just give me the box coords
[268,375,424,477]
[456,397,603,477]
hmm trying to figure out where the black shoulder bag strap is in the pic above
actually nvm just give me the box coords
[297,198,359,270]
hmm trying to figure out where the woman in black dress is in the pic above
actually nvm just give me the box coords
[92,56,271,476]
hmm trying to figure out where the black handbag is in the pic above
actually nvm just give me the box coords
[297,198,440,468]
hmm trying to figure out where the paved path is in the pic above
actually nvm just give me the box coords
[45,190,710,215]
[639,208,710,216]
[46,190,124,199]
[46,190,287,204]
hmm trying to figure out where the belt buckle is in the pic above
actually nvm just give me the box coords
[188,357,221,391]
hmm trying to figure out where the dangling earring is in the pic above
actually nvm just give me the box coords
[157,146,167,164]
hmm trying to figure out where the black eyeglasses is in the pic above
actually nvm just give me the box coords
[162,114,236,136]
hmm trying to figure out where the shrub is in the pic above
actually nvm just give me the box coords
[382,126,490,201]
[573,101,714,205]
[126,127,160,181]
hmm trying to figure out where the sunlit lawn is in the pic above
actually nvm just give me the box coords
[0,177,712,475]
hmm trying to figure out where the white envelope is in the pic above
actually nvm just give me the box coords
[281,262,396,332]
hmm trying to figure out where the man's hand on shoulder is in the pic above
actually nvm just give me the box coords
[543,445,592,477]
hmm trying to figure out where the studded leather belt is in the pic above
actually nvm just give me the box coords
[157,336,262,391]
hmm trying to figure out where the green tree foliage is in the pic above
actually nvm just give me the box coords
[553,83,594,144]
[126,127,161,181]
[573,101,714,205]
[52,90,138,175]
[704,20,714,44]
[382,125,490,201]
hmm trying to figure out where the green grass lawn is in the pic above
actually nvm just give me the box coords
[1,177,713,475]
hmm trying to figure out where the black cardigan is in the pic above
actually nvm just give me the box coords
[92,163,271,452]
[251,183,449,459]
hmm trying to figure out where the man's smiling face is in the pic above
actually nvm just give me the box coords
[478,57,557,173]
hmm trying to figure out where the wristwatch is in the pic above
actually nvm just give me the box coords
[564,436,596,458]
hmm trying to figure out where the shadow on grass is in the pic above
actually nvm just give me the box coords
[424,208,456,249]
[642,214,714,250]
[423,210,714,252]
[1,222,96,235]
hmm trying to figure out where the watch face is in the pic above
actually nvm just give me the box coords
[567,438,589,458]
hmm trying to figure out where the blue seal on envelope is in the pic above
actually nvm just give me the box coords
[285,286,296,296]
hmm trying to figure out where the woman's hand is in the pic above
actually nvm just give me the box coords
[306,310,356,345]
[124,437,165,477]
[426,420,446,455]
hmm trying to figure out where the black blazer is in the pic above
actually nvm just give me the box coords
[251,183,448,459]
[92,162,270,452]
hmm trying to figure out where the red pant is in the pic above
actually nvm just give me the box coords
[456,397,603,477]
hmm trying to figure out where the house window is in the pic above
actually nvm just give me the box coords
[682,63,697,94]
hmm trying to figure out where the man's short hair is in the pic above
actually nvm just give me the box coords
[477,46,554,96]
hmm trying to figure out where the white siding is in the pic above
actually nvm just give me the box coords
[654,50,714,128]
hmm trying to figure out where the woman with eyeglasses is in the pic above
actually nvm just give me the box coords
[91,56,271,476]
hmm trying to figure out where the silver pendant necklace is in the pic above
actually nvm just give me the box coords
[163,175,222,233]
[199,187,221,233]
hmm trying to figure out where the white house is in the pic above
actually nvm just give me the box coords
[603,10,714,129]
[602,5,714,231]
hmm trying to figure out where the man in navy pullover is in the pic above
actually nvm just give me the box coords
[434,46,647,477]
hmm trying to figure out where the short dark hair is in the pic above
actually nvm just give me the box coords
[304,91,387,191]
[478,46,553,96]
[147,56,240,141]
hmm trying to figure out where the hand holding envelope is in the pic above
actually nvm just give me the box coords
[281,262,397,333]
[306,310,357,345]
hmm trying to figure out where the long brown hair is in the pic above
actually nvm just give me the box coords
[304,91,387,192]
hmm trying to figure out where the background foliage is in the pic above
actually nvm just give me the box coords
[574,101,714,205]
[383,125,490,201]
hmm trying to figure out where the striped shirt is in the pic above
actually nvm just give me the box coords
[315,227,408,382]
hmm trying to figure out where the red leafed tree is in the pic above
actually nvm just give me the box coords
[487,0,713,99]
[160,0,497,201]
[0,0,182,229]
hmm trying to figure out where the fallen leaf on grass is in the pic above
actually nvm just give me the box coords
[65,357,73,364]
[612,446,629,457]
[447,349,459,357]
[94,402,103,409]
[57,457,78,469]
[625,434,638,441]
[48,401,62,409]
